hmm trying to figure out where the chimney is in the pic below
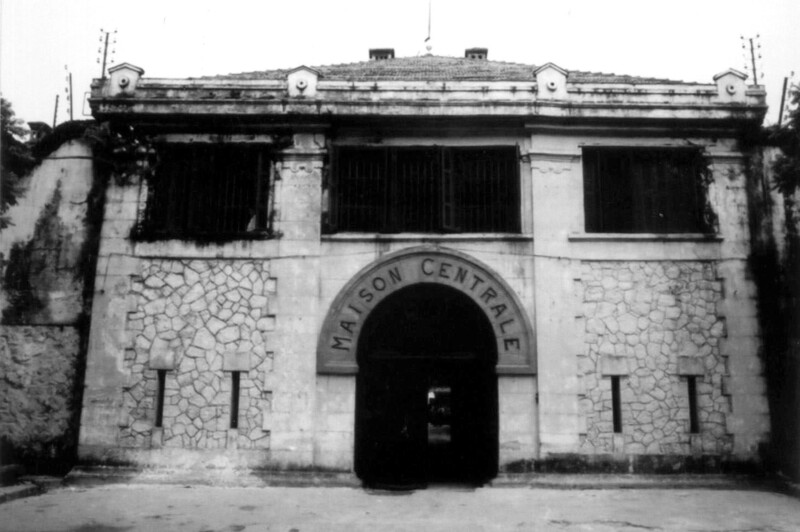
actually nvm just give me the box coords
[465,48,488,60]
[369,48,395,61]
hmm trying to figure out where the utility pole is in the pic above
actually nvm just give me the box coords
[779,77,788,127]
[64,65,73,123]
[101,31,110,79]
[749,37,759,86]
[424,0,432,54]
[779,72,798,127]
[740,35,762,87]
[52,94,59,128]
[69,72,74,121]
[97,29,117,79]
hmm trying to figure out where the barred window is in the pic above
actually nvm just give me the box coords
[582,148,712,234]
[138,144,273,240]
[327,146,520,233]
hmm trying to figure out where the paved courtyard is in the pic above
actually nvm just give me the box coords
[2,483,800,531]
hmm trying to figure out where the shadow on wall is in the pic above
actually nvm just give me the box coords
[746,143,800,481]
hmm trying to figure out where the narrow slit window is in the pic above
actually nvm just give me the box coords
[155,369,166,428]
[688,376,699,433]
[230,371,241,429]
[611,376,622,433]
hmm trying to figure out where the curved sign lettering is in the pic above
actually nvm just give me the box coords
[317,246,536,375]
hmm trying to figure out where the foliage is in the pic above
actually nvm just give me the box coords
[770,88,800,195]
[1,98,36,229]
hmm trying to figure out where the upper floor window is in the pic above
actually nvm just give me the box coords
[582,147,713,234]
[136,144,273,240]
[326,146,520,234]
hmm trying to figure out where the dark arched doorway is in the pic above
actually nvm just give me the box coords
[355,283,498,488]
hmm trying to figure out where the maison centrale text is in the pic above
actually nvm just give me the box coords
[324,253,529,363]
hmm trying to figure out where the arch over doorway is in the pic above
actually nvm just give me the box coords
[354,283,499,486]
[317,245,536,374]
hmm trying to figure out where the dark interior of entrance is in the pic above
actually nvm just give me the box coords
[355,284,498,488]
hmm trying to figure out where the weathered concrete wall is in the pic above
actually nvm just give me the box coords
[748,145,800,479]
[1,141,96,323]
[0,139,99,470]
[0,326,81,459]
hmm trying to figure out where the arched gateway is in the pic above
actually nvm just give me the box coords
[318,247,535,487]
[317,246,536,375]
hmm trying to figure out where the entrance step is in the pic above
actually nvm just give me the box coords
[491,473,779,491]
[66,466,361,488]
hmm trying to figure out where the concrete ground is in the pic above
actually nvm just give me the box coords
[2,481,800,532]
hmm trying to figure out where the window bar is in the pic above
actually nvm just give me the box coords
[478,156,492,230]
[491,157,497,229]
[365,157,372,230]
[380,155,387,230]
[494,158,500,231]
[221,155,230,233]
[384,154,392,231]
[428,153,433,231]
[477,158,483,230]
[483,157,489,230]
[489,158,495,230]
[171,153,183,234]
[155,369,167,428]
[197,149,206,231]
[229,153,239,233]
[504,158,509,231]
[374,155,381,230]
[268,160,278,232]
[184,148,196,233]
[221,150,232,234]
[230,371,241,429]
[427,156,434,231]
[229,150,238,233]
[255,152,265,230]
[343,156,351,230]
[504,158,511,231]
[361,156,366,230]
[357,158,364,230]
[238,158,246,232]
[688,376,699,433]
[229,155,238,233]
[611,376,622,433]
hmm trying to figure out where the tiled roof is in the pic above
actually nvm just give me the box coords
[202,55,697,85]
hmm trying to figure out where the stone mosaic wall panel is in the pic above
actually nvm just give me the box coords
[578,261,731,455]
[122,259,275,450]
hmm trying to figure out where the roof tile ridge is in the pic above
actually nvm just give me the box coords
[567,68,699,85]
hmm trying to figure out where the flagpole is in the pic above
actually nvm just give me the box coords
[425,0,432,54]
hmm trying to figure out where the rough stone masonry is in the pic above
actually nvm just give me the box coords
[579,261,730,455]
[121,259,276,450]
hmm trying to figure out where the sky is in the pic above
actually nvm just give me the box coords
[1,0,798,127]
